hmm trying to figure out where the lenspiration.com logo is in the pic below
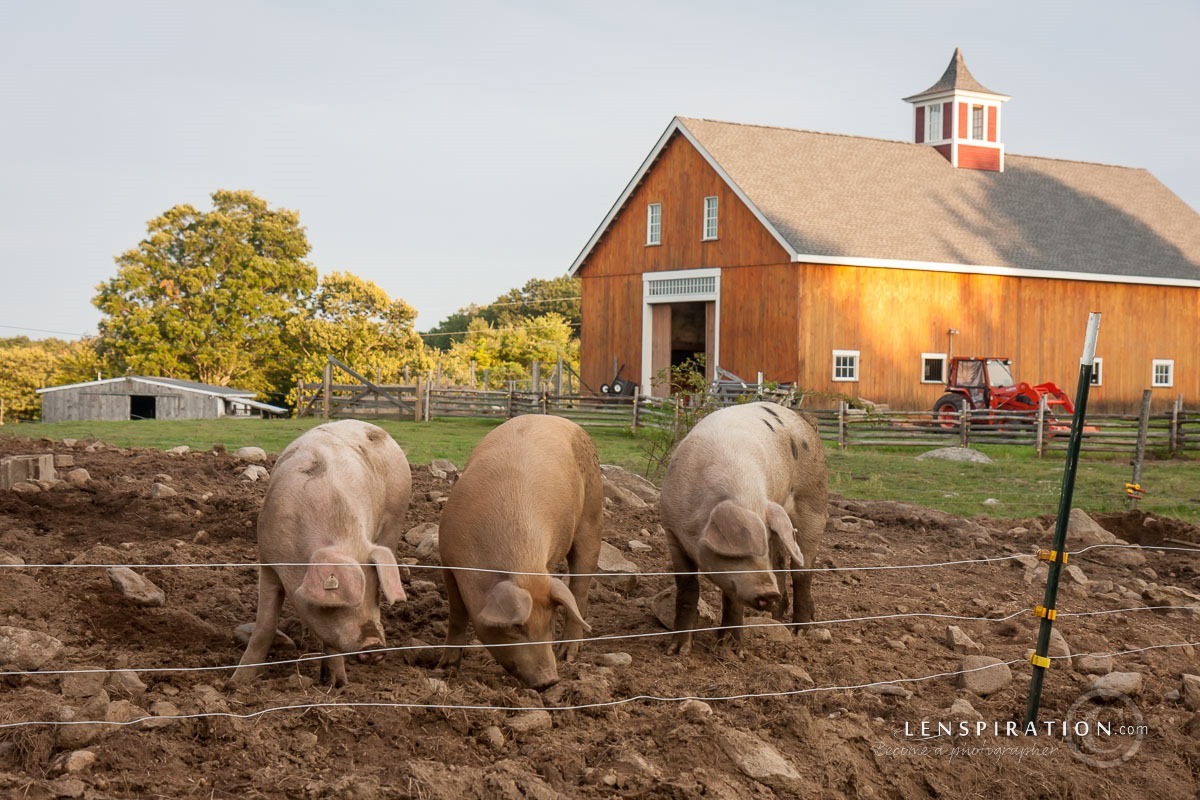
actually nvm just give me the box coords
[1063,689,1146,768]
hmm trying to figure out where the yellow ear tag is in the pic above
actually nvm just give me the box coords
[324,574,339,590]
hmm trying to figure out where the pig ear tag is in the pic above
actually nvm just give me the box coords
[324,573,340,590]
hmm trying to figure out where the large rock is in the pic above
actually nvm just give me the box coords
[505,710,553,734]
[0,626,64,671]
[1180,674,1200,711]
[599,465,660,504]
[716,727,802,792]
[1065,509,1119,545]
[957,656,1012,696]
[404,522,439,548]
[945,626,983,654]
[916,447,992,463]
[241,465,269,482]
[1143,584,1200,613]
[0,454,56,490]
[1092,671,1144,698]
[429,459,459,480]
[602,480,646,508]
[63,468,91,486]
[106,567,166,607]
[1073,653,1113,675]
[650,588,717,630]
[597,541,639,591]
[233,446,267,463]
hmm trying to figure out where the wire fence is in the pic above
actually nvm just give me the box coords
[0,542,1196,729]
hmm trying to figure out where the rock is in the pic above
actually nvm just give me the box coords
[628,540,653,553]
[945,626,983,654]
[479,725,505,749]
[1066,509,1118,545]
[148,482,177,499]
[651,589,717,630]
[982,498,1000,507]
[610,749,662,779]
[1186,713,1200,739]
[773,665,814,687]
[400,638,444,668]
[233,446,267,463]
[829,516,867,534]
[0,625,64,671]
[594,652,632,668]
[192,530,210,545]
[947,698,982,720]
[505,710,553,734]
[1092,671,1143,698]
[404,522,439,548]
[49,776,86,798]
[957,656,1013,696]
[53,454,75,468]
[601,479,646,508]
[1048,629,1071,661]
[0,550,24,566]
[107,567,166,606]
[1181,674,1200,711]
[57,693,112,750]
[716,727,802,792]
[681,699,713,720]
[415,534,440,563]
[808,627,833,643]
[1143,584,1200,613]
[233,622,295,651]
[58,468,90,487]
[599,465,660,503]
[61,670,107,699]
[10,482,40,494]
[106,699,148,724]
[50,750,96,775]
[143,700,181,729]
[409,580,438,594]
[597,541,639,591]
[868,684,913,699]
[1064,565,1088,585]
[167,445,191,455]
[422,677,450,696]
[428,458,459,479]
[106,670,147,697]
[743,616,794,642]
[916,447,992,463]
[241,465,269,482]
[192,684,230,713]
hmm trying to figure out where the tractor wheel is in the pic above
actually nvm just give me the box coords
[933,394,965,428]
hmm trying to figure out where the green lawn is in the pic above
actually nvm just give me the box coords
[5,417,1197,524]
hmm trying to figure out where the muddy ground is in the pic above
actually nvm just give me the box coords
[0,433,1197,799]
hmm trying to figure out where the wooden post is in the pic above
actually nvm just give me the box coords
[838,401,847,450]
[483,368,491,391]
[469,360,476,389]
[532,361,541,393]
[1129,389,1153,509]
[424,379,432,422]
[960,407,969,448]
[404,365,410,383]
[554,357,563,396]
[322,360,332,420]
[1170,394,1182,457]
[507,384,515,419]
[756,372,763,398]
[632,386,640,430]
[414,377,425,422]
[1036,394,1047,458]
[435,360,442,388]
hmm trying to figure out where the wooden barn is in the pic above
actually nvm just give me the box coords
[37,377,286,422]
[568,49,1200,413]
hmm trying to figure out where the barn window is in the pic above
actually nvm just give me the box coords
[921,353,946,384]
[926,104,942,142]
[971,105,985,140]
[1152,359,1174,387]
[832,350,859,382]
[702,196,718,240]
[646,203,661,246]
[1089,357,1103,387]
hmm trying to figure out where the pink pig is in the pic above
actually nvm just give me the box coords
[232,419,410,687]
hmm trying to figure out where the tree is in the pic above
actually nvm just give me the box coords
[437,311,578,387]
[423,275,580,350]
[93,190,318,393]
[0,337,73,422]
[286,271,429,392]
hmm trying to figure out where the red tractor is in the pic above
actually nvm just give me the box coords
[933,357,1078,429]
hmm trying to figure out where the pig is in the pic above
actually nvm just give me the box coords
[437,414,603,690]
[231,419,410,687]
[658,401,828,656]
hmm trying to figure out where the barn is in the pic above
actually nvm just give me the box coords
[37,377,287,423]
[568,49,1200,413]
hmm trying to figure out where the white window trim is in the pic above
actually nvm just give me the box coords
[921,352,947,384]
[1089,357,1103,387]
[640,268,721,394]
[646,203,661,246]
[702,196,718,241]
[1152,359,1174,388]
[925,103,942,143]
[832,349,860,382]
[970,104,985,141]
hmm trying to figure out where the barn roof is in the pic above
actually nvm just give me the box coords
[569,117,1200,287]
[38,376,257,397]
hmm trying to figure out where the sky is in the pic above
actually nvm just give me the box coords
[2,1,1198,342]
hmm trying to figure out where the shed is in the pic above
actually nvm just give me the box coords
[37,377,287,422]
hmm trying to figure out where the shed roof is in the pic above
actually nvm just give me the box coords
[38,376,257,397]
[570,117,1200,286]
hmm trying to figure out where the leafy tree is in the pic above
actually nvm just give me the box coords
[437,311,578,387]
[286,271,429,393]
[0,337,73,422]
[93,190,318,393]
[423,276,580,350]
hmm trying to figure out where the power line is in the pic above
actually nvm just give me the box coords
[0,323,91,339]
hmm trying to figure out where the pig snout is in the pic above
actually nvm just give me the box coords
[354,623,387,663]
[752,589,781,611]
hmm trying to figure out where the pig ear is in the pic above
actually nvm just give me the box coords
[369,546,406,605]
[477,581,533,629]
[295,549,365,609]
[765,503,805,567]
[701,501,765,558]
[549,578,591,633]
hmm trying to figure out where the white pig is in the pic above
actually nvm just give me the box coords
[658,401,827,656]
[437,415,602,690]
[231,419,410,687]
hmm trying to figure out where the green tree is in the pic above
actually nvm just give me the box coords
[287,271,429,392]
[438,311,578,387]
[93,190,318,393]
[423,275,580,350]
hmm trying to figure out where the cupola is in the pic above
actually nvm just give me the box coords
[903,49,1011,172]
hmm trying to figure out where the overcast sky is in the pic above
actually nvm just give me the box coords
[2,1,1197,341]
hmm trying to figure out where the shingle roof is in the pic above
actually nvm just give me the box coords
[674,117,1200,282]
[39,376,256,396]
[903,48,1008,102]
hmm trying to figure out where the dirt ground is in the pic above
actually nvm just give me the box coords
[0,433,1197,799]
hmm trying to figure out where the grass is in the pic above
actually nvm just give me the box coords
[5,417,1198,524]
